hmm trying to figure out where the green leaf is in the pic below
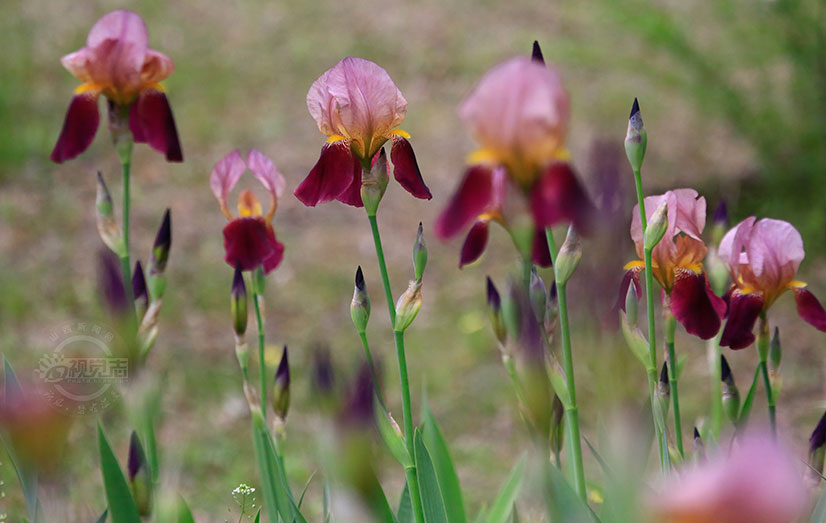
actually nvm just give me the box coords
[254,510,261,523]
[544,458,596,523]
[484,454,525,523]
[376,399,412,468]
[811,485,826,523]
[362,468,396,523]
[96,509,108,523]
[583,437,616,482]
[2,356,39,522]
[176,496,196,523]
[298,470,317,509]
[251,410,306,523]
[397,481,413,523]
[421,405,467,523]
[738,364,762,428]
[97,424,141,523]
[415,429,448,523]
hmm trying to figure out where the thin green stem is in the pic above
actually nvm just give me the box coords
[254,290,267,418]
[664,311,684,457]
[119,153,137,339]
[632,167,667,469]
[757,313,776,435]
[545,228,586,501]
[359,331,386,407]
[709,332,723,440]
[395,330,424,523]
[367,214,396,325]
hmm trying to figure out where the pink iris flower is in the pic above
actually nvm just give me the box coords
[718,217,826,349]
[51,10,182,163]
[651,434,806,523]
[210,150,285,273]
[620,189,726,339]
[435,52,592,268]
[295,57,431,207]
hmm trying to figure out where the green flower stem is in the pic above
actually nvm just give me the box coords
[664,310,684,457]
[632,167,667,470]
[366,211,424,523]
[545,228,586,501]
[756,313,776,435]
[118,146,137,338]
[359,331,386,407]
[708,332,723,440]
[253,288,267,419]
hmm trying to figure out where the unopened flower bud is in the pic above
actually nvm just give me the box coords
[625,280,639,325]
[96,172,126,257]
[340,363,375,427]
[486,277,506,344]
[529,267,547,324]
[413,222,428,282]
[721,355,740,425]
[128,431,152,516]
[133,261,148,320]
[693,427,705,462]
[550,395,565,459]
[231,265,248,338]
[394,280,423,332]
[313,346,336,397]
[808,410,826,482]
[351,266,371,334]
[361,149,389,216]
[99,250,129,316]
[644,201,668,251]
[547,282,558,321]
[657,362,670,415]
[148,209,171,300]
[625,98,647,171]
[531,40,545,64]
[272,346,290,421]
[554,226,582,286]
[770,327,782,372]
[711,200,728,245]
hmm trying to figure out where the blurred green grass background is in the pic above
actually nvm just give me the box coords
[1,0,825,519]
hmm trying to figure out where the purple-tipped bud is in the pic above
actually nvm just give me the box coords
[657,362,670,414]
[693,427,705,461]
[529,267,547,324]
[341,363,375,427]
[128,431,152,516]
[133,261,148,318]
[351,266,370,333]
[99,250,128,315]
[313,347,335,396]
[810,411,826,481]
[272,346,290,420]
[413,222,428,281]
[712,200,728,228]
[486,277,506,345]
[151,209,172,273]
[231,264,248,337]
[625,98,647,171]
[721,355,740,424]
[531,40,545,64]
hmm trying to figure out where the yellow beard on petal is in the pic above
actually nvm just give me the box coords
[238,190,263,217]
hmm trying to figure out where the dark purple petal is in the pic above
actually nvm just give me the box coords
[128,431,145,480]
[530,162,594,234]
[532,226,552,267]
[294,141,360,207]
[434,165,494,239]
[459,220,489,267]
[261,224,285,274]
[794,287,826,331]
[670,269,726,340]
[390,135,432,200]
[720,290,765,350]
[222,217,275,272]
[335,159,363,207]
[51,92,100,163]
[129,88,183,162]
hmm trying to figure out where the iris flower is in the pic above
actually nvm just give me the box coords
[295,57,431,207]
[620,189,726,339]
[435,51,592,267]
[51,9,182,163]
[719,217,826,349]
[210,150,285,273]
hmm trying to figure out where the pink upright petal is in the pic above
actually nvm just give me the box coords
[223,217,275,272]
[434,165,494,239]
[129,88,182,161]
[60,49,95,83]
[794,287,826,331]
[530,162,593,234]
[246,149,286,201]
[294,141,361,207]
[718,216,756,270]
[85,10,149,92]
[746,218,804,293]
[670,269,725,340]
[459,220,489,267]
[460,56,569,171]
[631,189,706,261]
[390,135,431,200]
[209,150,246,211]
[140,50,174,84]
[50,91,101,163]
[720,290,764,350]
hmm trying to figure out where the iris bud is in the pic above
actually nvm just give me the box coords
[486,277,506,344]
[231,265,248,338]
[394,280,423,332]
[657,362,670,416]
[96,172,126,257]
[148,209,171,301]
[554,226,582,286]
[413,222,428,282]
[625,281,639,325]
[128,431,152,516]
[272,346,290,421]
[351,266,371,334]
[644,201,668,251]
[624,98,647,172]
[809,410,826,483]
[529,267,547,324]
[721,355,740,425]
[133,261,149,320]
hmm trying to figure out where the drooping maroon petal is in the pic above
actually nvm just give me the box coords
[530,162,594,234]
[294,141,361,207]
[670,269,726,340]
[793,287,826,331]
[334,161,363,207]
[434,165,494,239]
[720,290,765,350]
[532,226,552,267]
[616,265,644,312]
[390,135,432,200]
[223,217,275,272]
[459,220,489,267]
[261,224,285,274]
[51,91,100,163]
[129,88,183,162]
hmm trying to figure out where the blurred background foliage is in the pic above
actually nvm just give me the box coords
[1,0,825,519]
